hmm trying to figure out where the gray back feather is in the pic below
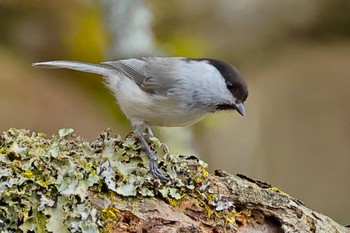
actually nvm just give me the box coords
[103,57,182,95]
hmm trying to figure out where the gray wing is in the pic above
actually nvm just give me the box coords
[102,57,183,95]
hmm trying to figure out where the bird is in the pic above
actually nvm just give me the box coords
[32,57,248,180]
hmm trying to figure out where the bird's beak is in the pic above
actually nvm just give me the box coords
[234,103,245,116]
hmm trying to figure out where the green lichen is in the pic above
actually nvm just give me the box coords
[0,128,210,232]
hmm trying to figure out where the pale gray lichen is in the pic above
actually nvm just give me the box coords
[0,128,209,232]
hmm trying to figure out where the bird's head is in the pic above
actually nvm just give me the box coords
[207,59,248,116]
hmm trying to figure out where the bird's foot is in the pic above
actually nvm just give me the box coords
[149,158,170,181]
[145,127,154,138]
[137,131,170,181]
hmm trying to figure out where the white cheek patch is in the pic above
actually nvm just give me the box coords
[180,61,235,106]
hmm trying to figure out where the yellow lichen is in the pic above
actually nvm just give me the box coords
[270,186,289,196]
[166,197,180,208]
[224,216,234,224]
[270,187,280,192]
[101,207,120,219]
[202,169,209,178]
[37,132,47,137]
[106,191,126,204]
[234,209,251,225]
[21,170,34,178]
[99,207,121,233]
[194,199,202,208]
[195,177,203,183]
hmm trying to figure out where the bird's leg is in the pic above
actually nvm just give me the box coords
[132,122,169,180]
[138,134,169,180]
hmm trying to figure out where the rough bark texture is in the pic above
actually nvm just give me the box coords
[0,129,348,233]
[91,171,349,233]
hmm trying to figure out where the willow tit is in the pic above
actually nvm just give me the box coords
[32,57,248,180]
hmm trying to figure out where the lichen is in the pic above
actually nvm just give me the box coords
[0,128,212,232]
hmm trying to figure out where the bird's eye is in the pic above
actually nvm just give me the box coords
[226,82,234,89]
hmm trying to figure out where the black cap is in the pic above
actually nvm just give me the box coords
[205,59,248,102]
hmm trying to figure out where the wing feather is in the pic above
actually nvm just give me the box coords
[103,57,182,95]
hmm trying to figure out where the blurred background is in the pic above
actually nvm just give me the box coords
[1,0,349,225]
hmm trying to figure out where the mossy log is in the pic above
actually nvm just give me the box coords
[0,128,348,233]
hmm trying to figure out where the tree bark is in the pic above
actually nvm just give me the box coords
[0,128,348,233]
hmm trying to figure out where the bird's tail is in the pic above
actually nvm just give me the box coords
[32,60,115,77]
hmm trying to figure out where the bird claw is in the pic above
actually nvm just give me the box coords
[145,127,154,138]
[135,129,170,181]
[150,159,170,181]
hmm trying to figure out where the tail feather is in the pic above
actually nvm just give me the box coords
[32,60,114,77]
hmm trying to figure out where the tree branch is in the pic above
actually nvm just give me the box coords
[0,129,347,233]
